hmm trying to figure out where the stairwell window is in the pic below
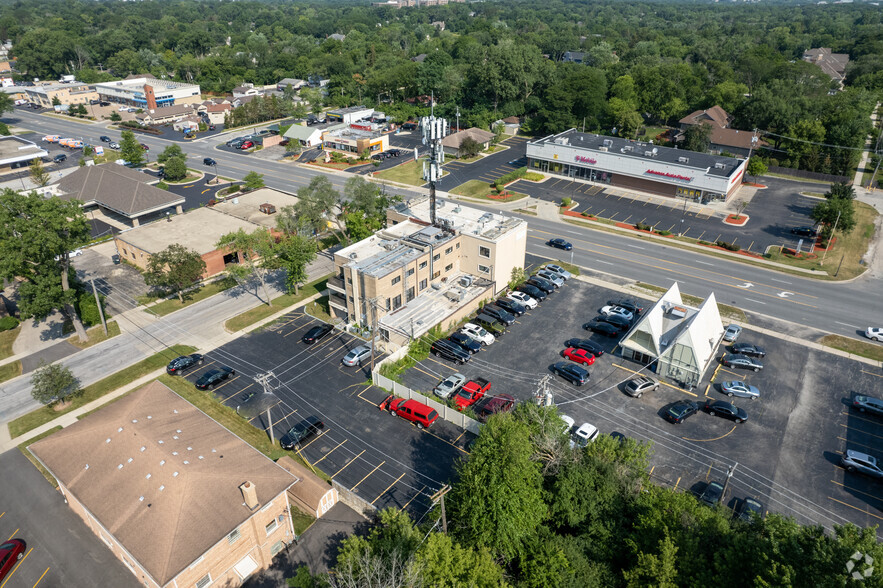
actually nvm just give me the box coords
[479,246,491,258]
[391,276,401,286]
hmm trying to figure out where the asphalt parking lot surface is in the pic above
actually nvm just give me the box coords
[0,449,137,587]
[399,257,883,535]
[435,135,529,192]
[177,311,472,519]
[164,174,231,210]
[73,247,150,315]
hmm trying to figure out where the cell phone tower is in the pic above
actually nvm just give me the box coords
[421,113,448,228]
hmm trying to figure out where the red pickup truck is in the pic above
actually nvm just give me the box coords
[454,378,491,410]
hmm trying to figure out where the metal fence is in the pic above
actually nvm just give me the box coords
[373,372,482,436]
[766,166,849,184]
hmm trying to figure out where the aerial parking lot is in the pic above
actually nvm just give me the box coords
[398,260,883,535]
[175,310,472,518]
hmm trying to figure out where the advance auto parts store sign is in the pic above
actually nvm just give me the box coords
[646,169,693,182]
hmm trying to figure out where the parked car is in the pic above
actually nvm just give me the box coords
[301,323,332,344]
[840,450,883,478]
[722,324,742,342]
[731,342,766,358]
[166,353,204,375]
[447,332,481,354]
[597,313,631,330]
[53,153,67,163]
[624,375,658,398]
[507,290,538,309]
[108,142,119,149]
[526,276,555,294]
[704,399,748,423]
[100,135,111,142]
[111,254,121,264]
[516,283,547,302]
[481,304,515,326]
[460,323,494,345]
[600,305,634,322]
[571,422,599,448]
[544,264,572,280]
[564,338,604,357]
[853,395,883,416]
[560,415,575,435]
[547,238,572,250]
[240,140,254,149]
[280,416,324,450]
[606,298,644,314]
[736,497,764,522]
[536,269,564,288]
[455,379,492,410]
[791,226,817,238]
[381,396,439,429]
[474,313,504,333]
[342,344,372,367]
[562,347,596,366]
[698,481,725,507]
[664,399,700,424]
[721,354,763,372]
[195,366,236,390]
[583,320,622,337]
[430,339,470,364]
[203,157,217,166]
[228,139,244,148]
[434,373,467,399]
[494,297,526,316]
[475,393,515,423]
[139,143,149,150]
[720,381,760,400]
[866,327,883,342]
[0,539,26,582]
[551,361,590,386]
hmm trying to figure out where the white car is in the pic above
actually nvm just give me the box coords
[433,373,466,399]
[54,249,83,261]
[544,264,572,280]
[866,327,883,342]
[571,423,599,448]
[560,414,575,434]
[108,142,120,150]
[600,306,634,322]
[536,270,564,288]
[461,322,495,345]
[507,291,537,309]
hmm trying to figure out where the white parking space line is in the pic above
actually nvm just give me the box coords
[835,321,863,329]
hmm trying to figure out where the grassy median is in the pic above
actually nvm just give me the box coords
[141,276,238,315]
[818,334,883,363]
[68,320,121,349]
[224,276,329,333]
[0,325,21,359]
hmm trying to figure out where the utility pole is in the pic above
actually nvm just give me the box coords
[455,105,460,133]
[368,297,381,372]
[746,128,759,162]
[421,110,448,228]
[255,372,276,444]
[430,485,451,533]
[820,208,841,266]
[90,278,107,335]
[722,462,738,506]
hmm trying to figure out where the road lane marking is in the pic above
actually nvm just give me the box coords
[835,321,863,329]
[625,244,645,249]
[350,461,386,491]
[372,472,406,504]
[331,450,365,478]
[744,298,766,305]
[694,260,713,266]
[595,260,614,265]
[828,496,883,520]
[771,278,792,284]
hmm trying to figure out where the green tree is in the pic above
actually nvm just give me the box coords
[296,175,346,243]
[276,234,316,294]
[333,509,422,587]
[276,205,312,237]
[683,122,713,153]
[163,156,187,181]
[413,533,506,588]
[460,137,482,158]
[243,170,265,191]
[623,534,679,588]
[0,190,91,341]
[746,157,767,180]
[343,176,395,229]
[119,130,144,167]
[29,158,51,187]
[0,92,12,116]
[51,95,61,106]
[449,414,547,561]
[30,360,81,406]
[509,266,526,289]
[216,228,280,306]
[157,143,187,165]
[812,194,856,241]
[825,181,856,201]
[143,244,207,303]
[109,111,122,122]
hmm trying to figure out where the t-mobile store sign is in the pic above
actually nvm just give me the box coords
[574,155,597,165]
[646,169,693,182]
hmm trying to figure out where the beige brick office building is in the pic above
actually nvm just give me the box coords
[30,381,299,588]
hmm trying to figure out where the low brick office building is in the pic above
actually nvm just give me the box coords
[29,381,299,588]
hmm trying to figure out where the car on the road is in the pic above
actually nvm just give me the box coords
[722,324,742,342]
[571,422,599,448]
[434,373,467,399]
[240,140,254,149]
[600,305,634,322]
[475,394,515,423]
[606,298,644,315]
[139,143,149,150]
[166,353,204,375]
[203,157,217,166]
[791,226,817,238]
[704,399,748,423]
[461,322,494,345]
[429,339,470,364]
[507,290,537,309]
[698,481,724,507]
[866,327,883,342]
[551,361,590,386]
[494,297,526,316]
[564,338,604,357]
[720,381,760,400]
[280,416,324,450]
[852,395,883,416]
[526,276,556,294]
[544,264,572,280]
[53,153,67,163]
[840,450,883,478]
[481,304,515,326]
[208,124,216,130]
[664,399,700,424]
[562,347,596,366]
[381,396,439,429]
[736,497,764,522]
[447,332,481,354]
[302,323,333,344]
[387,149,401,156]
[0,539,26,582]
[731,342,766,358]
[721,354,763,372]
[597,313,631,330]
[100,135,111,142]
[536,269,564,288]
[108,142,119,149]
[342,344,372,367]
[547,238,572,250]
[624,375,658,398]
[516,283,547,302]
[583,320,622,337]
[195,366,236,390]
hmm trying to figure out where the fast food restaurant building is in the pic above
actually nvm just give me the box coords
[526,129,747,203]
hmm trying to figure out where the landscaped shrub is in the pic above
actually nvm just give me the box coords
[635,222,652,231]
[561,197,572,207]
[0,316,19,331]
[715,240,741,251]
[655,230,672,236]
[581,211,593,218]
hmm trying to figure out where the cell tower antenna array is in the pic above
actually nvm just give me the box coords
[421,113,448,227]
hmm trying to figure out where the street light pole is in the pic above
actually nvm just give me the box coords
[820,209,841,266]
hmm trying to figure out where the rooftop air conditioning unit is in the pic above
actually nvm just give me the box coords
[669,306,687,319]
[602,139,613,147]
[599,146,608,152]
[459,275,473,287]
[714,162,726,169]
[644,151,653,157]
[678,157,689,164]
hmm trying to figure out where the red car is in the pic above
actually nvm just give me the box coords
[139,143,149,150]
[0,539,26,581]
[562,347,596,366]
[379,395,438,429]
[454,378,491,410]
[240,141,254,149]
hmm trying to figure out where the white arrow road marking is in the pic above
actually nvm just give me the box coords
[777,291,794,298]
[737,282,754,288]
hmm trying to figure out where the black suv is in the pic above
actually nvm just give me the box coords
[203,157,217,166]
[516,284,547,302]
[494,298,525,316]
[53,153,67,163]
[447,332,481,354]
[195,366,236,390]
[526,276,555,294]
[481,305,515,326]
[430,339,471,365]
[166,354,204,375]
[280,416,325,450]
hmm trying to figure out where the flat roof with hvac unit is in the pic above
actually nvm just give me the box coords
[0,135,49,169]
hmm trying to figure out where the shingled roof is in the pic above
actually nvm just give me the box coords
[55,164,184,219]
[441,127,496,149]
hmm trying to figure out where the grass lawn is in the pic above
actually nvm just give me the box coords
[375,159,433,186]
[164,172,202,184]
[450,179,528,203]
[0,360,22,384]
[7,344,197,439]
[68,320,121,349]
[636,126,670,141]
[305,296,333,323]
[291,508,316,536]
[19,426,64,488]
[145,277,239,316]
[0,325,21,359]
[818,334,883,362]
[225,275,330,333]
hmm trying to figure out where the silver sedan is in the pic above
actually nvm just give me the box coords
[720,381,760,400]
